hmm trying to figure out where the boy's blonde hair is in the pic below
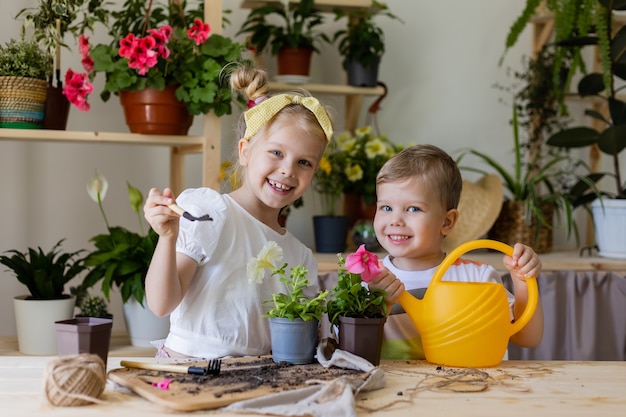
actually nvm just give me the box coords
[376,144,462,211]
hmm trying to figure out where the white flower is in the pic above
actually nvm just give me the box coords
[247,241,284,284]
[87,171,108,203]
[365,137,387,159]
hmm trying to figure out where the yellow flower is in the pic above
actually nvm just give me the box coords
[345,164,364,182]
[355,125,372,138]
[365,137,387,159]
[247,241,284,284]
[338,137,356,153]
[319,156,332,176]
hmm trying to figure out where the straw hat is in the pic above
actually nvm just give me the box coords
[442,174,504,253]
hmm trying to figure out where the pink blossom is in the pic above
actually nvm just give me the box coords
[78,35,90,58]
[345,244,381,283]
[118,34,137,59]
[148,28,170,59]
[187,19,210,45]
[81,55,94,73]
[63,69,93,111]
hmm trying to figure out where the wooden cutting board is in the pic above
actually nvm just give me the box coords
[108,356,370,411]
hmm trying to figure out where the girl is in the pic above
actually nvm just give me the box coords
[143,66,333,359]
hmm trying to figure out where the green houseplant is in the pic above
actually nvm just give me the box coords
[247,240,329,364]
[237,0,330,76]
[326,245,387,365]
[63,0,245,123]
[332,0,402,86]
[544,0,626,257]
[1,239,86,354]
[0,38,53,128]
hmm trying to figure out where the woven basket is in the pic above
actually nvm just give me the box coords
[0,76,48,128]
[487,200,554,254]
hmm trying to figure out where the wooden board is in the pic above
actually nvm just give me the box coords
[108,356,370,411]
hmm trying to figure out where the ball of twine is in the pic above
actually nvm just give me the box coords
[43,353,107,407]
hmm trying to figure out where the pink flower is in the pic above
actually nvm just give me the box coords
[78,35,90,58]
[345,245,381,283]
[63,69,93,112]
[81,55,94,73]
[187,19,210,45]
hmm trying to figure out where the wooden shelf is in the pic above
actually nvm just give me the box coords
[241,0,374,14]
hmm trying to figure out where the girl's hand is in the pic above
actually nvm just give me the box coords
[367,267,405,305]
[503,243,542,282]
[143,187,180,239]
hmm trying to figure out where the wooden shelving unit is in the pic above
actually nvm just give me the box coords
[0,0,384,194]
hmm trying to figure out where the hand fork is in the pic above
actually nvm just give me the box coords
[168,203,213,222]
[120,358,221,376]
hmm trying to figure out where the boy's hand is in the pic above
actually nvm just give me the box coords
[367,267,405,305]
[143,187,180,239]
[503,243,542,281]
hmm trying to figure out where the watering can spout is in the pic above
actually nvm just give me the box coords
[394,239,539,368]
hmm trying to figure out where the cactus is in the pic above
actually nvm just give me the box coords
[79,295,111,318]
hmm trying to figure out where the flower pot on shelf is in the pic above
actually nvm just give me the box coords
[42,85,70,130]
[343,192,376,230]
[313,215,350,253]
[591,199,626,259]
[337,315,386,366]
[0,76,48,129]
[277,47,313,76]
[55,317,113,366]
[345,57,380,87]
[13,295,76,355]
[119,86,193,135]
[269,317,319,364]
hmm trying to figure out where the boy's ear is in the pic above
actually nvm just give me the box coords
[238,138,250,166]
[441,208,459,237]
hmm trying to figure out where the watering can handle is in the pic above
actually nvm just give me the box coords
[433,239,539,336]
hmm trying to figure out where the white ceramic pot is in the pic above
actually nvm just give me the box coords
[13,295,75,355]
[591,199,626,259]
[122,298,170,347]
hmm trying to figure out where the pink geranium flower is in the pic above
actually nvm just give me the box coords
[187,19,210,46]
[63,69,93,111]
[345,244,381,283]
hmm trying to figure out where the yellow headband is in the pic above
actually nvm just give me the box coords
[243,94,333,143]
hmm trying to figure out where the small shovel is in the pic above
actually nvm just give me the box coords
[120,359,221,376]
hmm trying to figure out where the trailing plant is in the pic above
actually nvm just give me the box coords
[247,241,329,321]
[0,239,86,300]
[326,245,387,327]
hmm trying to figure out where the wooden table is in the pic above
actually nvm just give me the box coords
[2,355,624,416]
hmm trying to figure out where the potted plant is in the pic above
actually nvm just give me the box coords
[0,239,85,355]
[545,0,626,258]
[457,105,601,253]
[73,171,168,347]
[0,38,52,128]
[326,245,387,365]
[63,0,245,134]
[55,293,113,366]
[247,241,329,364]
[317,125,402,228]
[16,0,111,129]
[332,0,402,87]
[237,0,330,78]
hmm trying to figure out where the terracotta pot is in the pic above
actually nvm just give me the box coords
[42,85,70,130]
[119,86,193,135]
[487,200,554,254]
[276,47,313,76]
[343,192,376,230]
[337,315,386,366]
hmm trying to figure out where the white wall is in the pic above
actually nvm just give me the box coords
[0,0,620,336]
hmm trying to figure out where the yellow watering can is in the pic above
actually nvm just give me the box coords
[396,239,538,368]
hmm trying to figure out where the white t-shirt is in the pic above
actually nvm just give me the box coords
[163,188,318,358]
[381,255,514,360]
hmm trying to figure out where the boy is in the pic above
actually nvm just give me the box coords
[367,144,544,360]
